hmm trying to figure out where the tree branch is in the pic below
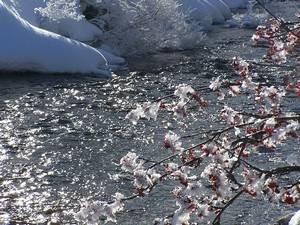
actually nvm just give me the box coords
[212,190,244,225]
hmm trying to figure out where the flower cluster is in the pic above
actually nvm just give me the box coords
[252,18,300,65]
[75,12,300,225]
[126,84,207,124]
[74,193,124,224]
[120,152,161,195]
[164,131,184,153]
[125,102,161,125]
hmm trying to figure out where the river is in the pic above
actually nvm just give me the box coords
[0,2,299,224]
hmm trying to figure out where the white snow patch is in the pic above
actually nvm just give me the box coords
[289,210,300,225]
[222,0,248,9]
[240,15,259,29]
[2,0,45,26]
[35,0,103,42]
[0,1,111,76]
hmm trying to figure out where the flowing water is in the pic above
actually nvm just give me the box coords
[0,2,299,225]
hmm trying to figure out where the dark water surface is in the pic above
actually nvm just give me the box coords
[0,6,299,225]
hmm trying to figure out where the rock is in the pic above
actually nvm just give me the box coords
[275,211,300,225]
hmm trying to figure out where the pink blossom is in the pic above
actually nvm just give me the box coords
[164,131,184,152]
[133,169,152,190]
[174,84,195,100]
[126,102,161,124]
[125,104,145,125]
[209,76,222,91]
[120,152,141,172]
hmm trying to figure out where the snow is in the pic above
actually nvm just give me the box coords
[289,210,300,225]
[34,0,104,42]
[37,17,103,42]
[2,0,45,26]
[241,15,259,29]
[178,0,249,26]
[98,48,125,66]
[208,0,232,19]
[222,0,248,9]
[0,1,111,76]
[3,0,103,42]
[0,0,252,75]
[202,0,226,24]
[178,0,227,25]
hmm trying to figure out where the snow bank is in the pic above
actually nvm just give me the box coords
[2,0,45,26]
[37,17,103,42]
[240,15,259,28]
[35,0,103,42]
[222,0,248,9]
[98,48,125,66]
[289,210,300,225]
[0,0,252,74]
[3,0,103,42]
[208,0,232,19]
[178,0,226,25]
[99,0,205,55]
[0,1,111,76]
[275,210,300,225]
[178,0,249,26]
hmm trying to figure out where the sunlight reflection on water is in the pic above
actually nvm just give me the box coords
[0,22,299,225]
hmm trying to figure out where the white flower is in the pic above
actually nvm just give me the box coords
[217,91,225,100]
[184,181,203,197]
[74,193,124,224]
[209,76,222,91]
[133,169,152,189]
[164,131,184,152]
[234,127,241,136]
[172,210,191,225]
[165,162,179,173]
[173,100,187,118]
[220,106,242,125]
[241,76,258,91]
[232,57,249,76]
[143,102,161,120]
[265,117,277,126]
[252,175,266,195]
[125,104,145,125]
[174,84,195,100]
[104,193,125,223]
[120,152,141,172]
[286,120,299,132]
[229,85,240,96]
[126,102,161,124]
[148,169,161,183]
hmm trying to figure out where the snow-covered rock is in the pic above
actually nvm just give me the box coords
[178,0,213,26]
[37,17,103,42]
[178,0,250,26]
[208,0,232,19]
[224,18,240,28]
[98,48,125,66]
[0,0,252,74]
[3,0,103,42]
[178,0,230,25]
[222,0,248,9]
[275,210,300,225]
[0,1,111,76]
[202,0,226,24]
[241,15,259,29]
[2,0,45,26]
[35,0,103,42]
[289,210,300,225]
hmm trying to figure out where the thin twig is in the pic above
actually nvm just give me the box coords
[212,190,244,225]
